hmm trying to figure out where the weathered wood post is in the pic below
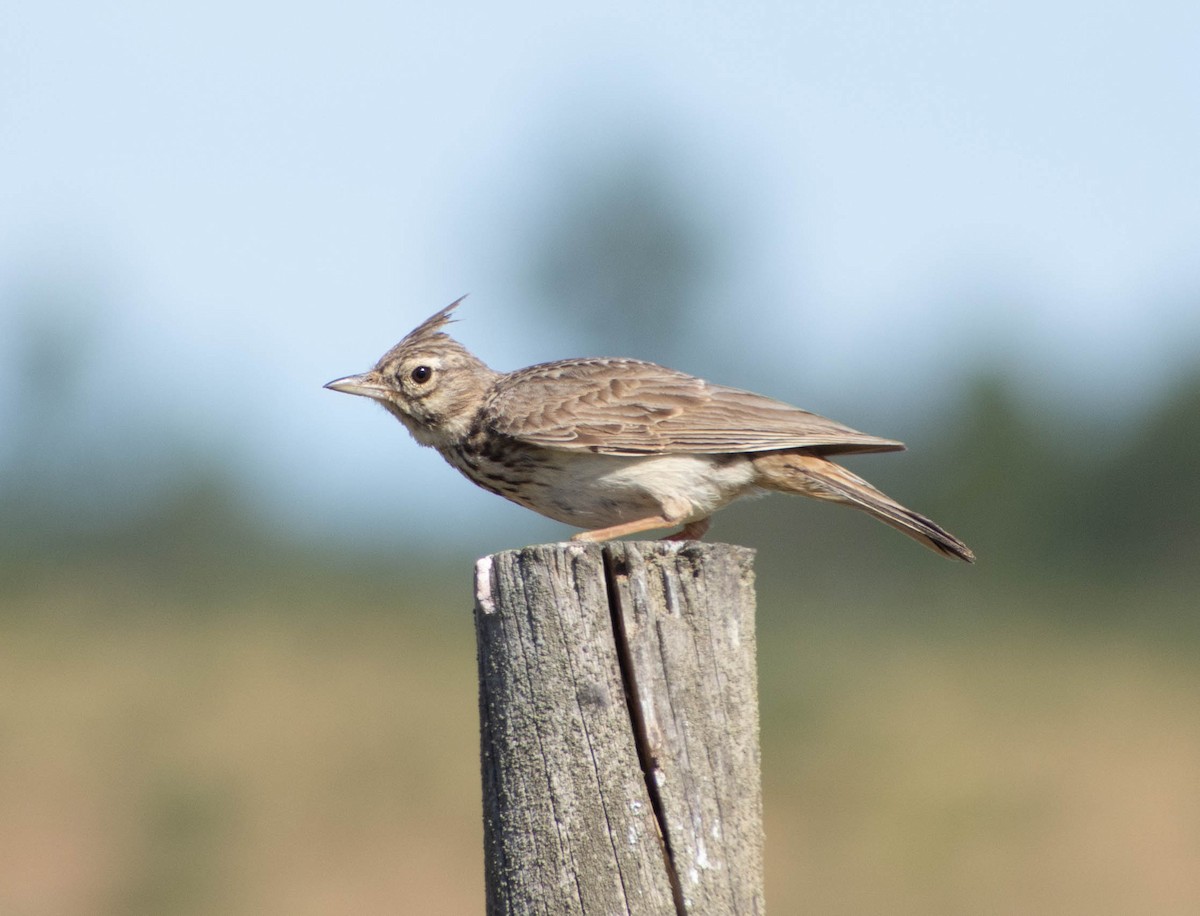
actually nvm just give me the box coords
[474,541,763,915]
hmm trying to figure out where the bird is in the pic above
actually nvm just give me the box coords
[325,298,974,562]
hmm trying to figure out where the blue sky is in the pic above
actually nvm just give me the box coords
[3,0,1198,543]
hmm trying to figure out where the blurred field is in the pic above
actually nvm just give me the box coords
[4,568,1197,916]
[0,571,483,916]
[759,592,1200,915]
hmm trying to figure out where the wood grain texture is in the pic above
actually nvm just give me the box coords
[474,541,762,916]
[605,542,763,915]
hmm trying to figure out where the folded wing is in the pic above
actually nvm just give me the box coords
[483,359,904,456]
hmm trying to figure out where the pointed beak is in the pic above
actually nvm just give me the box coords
[324,372,390,400]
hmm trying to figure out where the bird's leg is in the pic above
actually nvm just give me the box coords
[570,515,675,542]
[664,516,711,541]
[570,514,712,542]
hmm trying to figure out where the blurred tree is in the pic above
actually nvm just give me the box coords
[0,283,101,537]
[1,287,87,461]
[526,144,721,366]
[916,372,1071,578]
[1076,371,1200,580]
[0,281,267,591]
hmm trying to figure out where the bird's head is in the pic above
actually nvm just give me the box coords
[325,297,499,448]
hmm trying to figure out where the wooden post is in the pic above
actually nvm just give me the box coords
[474,541,763,915]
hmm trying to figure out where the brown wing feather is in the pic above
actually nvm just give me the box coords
[484,358,904,456]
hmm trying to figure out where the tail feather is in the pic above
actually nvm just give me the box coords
[752,453,975,563]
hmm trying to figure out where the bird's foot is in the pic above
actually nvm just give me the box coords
[664,517,711,541]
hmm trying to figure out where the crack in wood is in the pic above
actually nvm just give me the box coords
[602,546,689,916]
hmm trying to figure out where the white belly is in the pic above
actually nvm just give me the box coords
[535,452,759,529]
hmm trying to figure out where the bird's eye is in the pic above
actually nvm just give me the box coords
[410,365,433,384]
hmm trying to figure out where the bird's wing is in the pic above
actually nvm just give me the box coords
[483,359,904,456]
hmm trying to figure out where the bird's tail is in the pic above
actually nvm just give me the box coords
[752,452,975,563]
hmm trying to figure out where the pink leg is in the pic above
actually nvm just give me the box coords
[571,515,713,543]
[571,515,675,542]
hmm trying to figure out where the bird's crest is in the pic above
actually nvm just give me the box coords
[403,295,467,346]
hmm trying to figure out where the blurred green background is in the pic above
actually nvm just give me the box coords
[3,2,1199,914]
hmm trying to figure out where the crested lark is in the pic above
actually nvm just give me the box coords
[325,298,974,562]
